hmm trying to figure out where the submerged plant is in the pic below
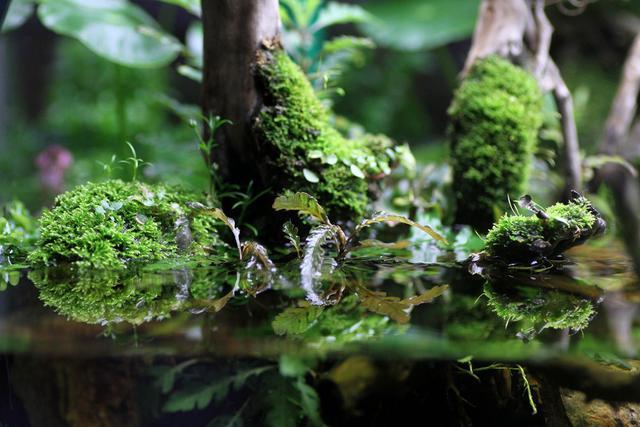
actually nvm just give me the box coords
[449,56,543,230]
[28,180,227,269]
[484,192,605,262]
[254,45,405,220]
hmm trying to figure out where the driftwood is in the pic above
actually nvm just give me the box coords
[464,0,582,194]
[590,34,640,276]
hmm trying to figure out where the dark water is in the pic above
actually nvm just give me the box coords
[0,241,638,426]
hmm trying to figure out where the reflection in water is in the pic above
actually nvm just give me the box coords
[3,244,640,425]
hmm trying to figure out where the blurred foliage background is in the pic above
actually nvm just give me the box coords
[0,0,639,217]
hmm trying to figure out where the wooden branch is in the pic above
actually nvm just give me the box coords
[201,0,280,184]
[462,0,529,76]
[600,34,640,156]
[593,34,640,276]
[548,60,582,192]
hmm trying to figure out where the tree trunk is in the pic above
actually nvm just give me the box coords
[201,0,280,190]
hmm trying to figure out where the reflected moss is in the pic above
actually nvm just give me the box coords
[483,282,595,334]
[29,268,183,325]
[28,258,249,325]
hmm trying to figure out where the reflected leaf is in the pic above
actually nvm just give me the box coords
[301,225,339,305]
[272,305,324,336]
[283,221,302,258]
[357,284,448,324]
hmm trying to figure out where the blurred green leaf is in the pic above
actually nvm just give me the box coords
[1,0,34,33]
[38,0,183,68]
[362,0,479,51]
[310,2,374,32]
[156,0,200,16]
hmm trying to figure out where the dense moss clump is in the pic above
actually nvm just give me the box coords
[485,196,604,261]
[254,48,404,220]
[449,56,543,230]
[28,180,226,269]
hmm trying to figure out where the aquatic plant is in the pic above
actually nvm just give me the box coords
[28,180,227,269]
[484,193,605,262]
[449,56,543,230]
[255,46,405,220]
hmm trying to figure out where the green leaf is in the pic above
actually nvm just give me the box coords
[272,305,324,336]
[2,0,34,33]
[163,366,273,413]
[294,378,325,427]
[283,221,302,258]
[156,0,200,16]
[362,0,479,51]
[349,164,365,179]
[273,192,329,225]
[279,355,316,378]
[303,168,320,183]
[38,0,183,68]
[354,211,447,244]
[310,2,374,33]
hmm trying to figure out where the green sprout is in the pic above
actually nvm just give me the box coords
[119,141,151,181]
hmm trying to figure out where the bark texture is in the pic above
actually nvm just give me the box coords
[201,0,280,188]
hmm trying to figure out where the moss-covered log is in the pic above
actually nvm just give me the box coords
[449,56,543,230]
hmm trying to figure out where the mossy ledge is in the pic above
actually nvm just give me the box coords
[253,45,401,221]
[28,180,226,269]
[449,56,543,230]
[485,196,602,261]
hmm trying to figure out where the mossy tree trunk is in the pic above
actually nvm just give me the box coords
[200,0,280,191]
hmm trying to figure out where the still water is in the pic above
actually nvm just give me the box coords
[0,241,638,426]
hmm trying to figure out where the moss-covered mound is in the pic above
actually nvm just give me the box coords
[254,48,403,220]
[449,56,543,230]
[28,180,226,269]
[485,196,602,261]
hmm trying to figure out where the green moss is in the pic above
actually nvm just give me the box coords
[254,49,401,220]
[449,56,543,230]
[28,180,227,269]
[484,282,595,333]
[485,196,599,260]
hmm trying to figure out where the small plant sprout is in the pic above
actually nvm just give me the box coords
[190,115,232,198]
[119,142,151,181]
[97,154,119,179]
